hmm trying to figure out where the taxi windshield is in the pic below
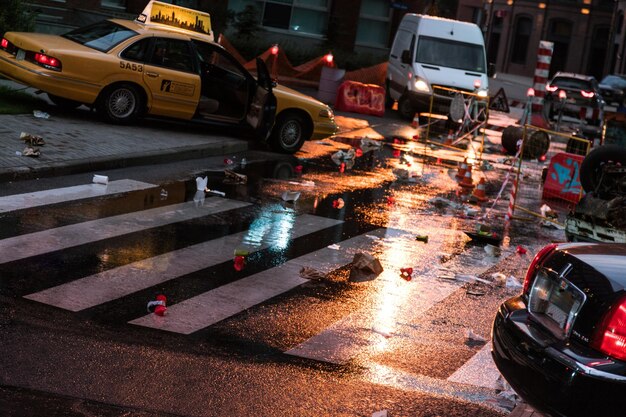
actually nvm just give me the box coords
[63,21,137,52]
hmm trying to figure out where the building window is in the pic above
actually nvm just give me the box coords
[355,0,391,48]
[155,0,198,8]
[229,0,329,36]
[510,16,532,64]
[101,0,126,8]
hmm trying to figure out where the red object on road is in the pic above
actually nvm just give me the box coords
[334,81,385,117]
[234,255,246,271]
[516,245,528,255]
[294,165,303,173]
[400,268,413,281]
[147,294,167,316]
[339,162,346,173]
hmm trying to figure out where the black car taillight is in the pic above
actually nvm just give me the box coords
[522,243,558,295]
[592,294,626,361]
[32,52,62,71]
[1,38,8,49]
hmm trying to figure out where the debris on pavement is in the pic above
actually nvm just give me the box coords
[281,191,301,202]
[206,189,226,197]
[20,132,45,146]
[400,267,413,281]
[196,176,208,191]
[495,375,520,410]
[360,137,382,154]
[466,289,486,296]
[224,169,247,184]
[516,245,527,255]
[328,244,340,250]
[371,409,388,417]
[147,294,167,316]
[299,267,327,280]
[506,275,523,290]
[92,174,109,185]
[415,234,428,243]
[371,325,393,338]
[332,198,345,209]
[464,328,487,346]
[392,167,419,182]
[331,148,356,162]
[33,110,50,119]
[484,244,502,257]
[456,274,493,285]
[349,252,383,282]
[233,255,246,271]
[491,272,507,287]
[22,146,40,157]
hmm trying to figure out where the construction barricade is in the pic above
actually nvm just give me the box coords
[506,125,591,226]
[335,81,385,117]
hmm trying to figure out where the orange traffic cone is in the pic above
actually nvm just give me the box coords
[411,113,420,128]
[456,158,468,179]
[445,129,454,145]
[471,177,488,202]
[459,165,474,189]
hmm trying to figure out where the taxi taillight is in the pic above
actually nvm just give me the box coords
[1,38,8,49]
[34,52,61,71]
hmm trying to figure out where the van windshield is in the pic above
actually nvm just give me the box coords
[416,36,485,73]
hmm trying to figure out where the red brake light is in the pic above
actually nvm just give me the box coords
[592,295,626,361]
[34,53,61,70]
[581,90,595,98]
[523,243,557,294]
[1,38,8,49]
[546,84,558,92]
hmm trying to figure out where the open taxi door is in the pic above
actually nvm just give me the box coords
[247,58,277,140]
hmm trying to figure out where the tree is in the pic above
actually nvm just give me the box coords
[0,0,36,37]
[232,4,263,43]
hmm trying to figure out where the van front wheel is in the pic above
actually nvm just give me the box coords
[398,94,414,120]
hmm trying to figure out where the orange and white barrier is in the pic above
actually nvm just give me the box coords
[335,81,385,117]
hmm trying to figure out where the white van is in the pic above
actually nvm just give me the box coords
[387,14,490,119]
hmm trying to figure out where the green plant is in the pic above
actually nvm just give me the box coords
[0,84,48,114]
[0,0,37,37]
[232,5,263,43]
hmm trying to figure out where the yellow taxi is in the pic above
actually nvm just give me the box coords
[0,1,337,153]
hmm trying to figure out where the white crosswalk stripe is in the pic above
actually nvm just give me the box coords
[0,198,250,265]
[25,214,343,311]
[0,179,155,213]
[129,228,386,334]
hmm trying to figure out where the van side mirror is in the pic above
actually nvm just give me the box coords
[488,63,496,78]
[401,50,412,64]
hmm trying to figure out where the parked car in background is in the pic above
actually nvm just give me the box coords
[492,243,626,417]
[544,72,604,127]
[599,74,626,106]
[0,1,337,154]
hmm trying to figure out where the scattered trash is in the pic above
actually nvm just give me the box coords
[332,198,345,209]
[240,157,247,167]
[371,410,388,417]
[387,196,395,205]
[480,160,494,171]
[540,204,559,228]
[196,176,208,191]
[464,223,502,246]
[484,244,502,257]
[33,110,50,119]
[415,234,428,243]
[147,294,167,316]
[224,169,247,184]
[372,325,393,338]
[400,267,413,281]
[339,162,346,173]
[491,272,507,287]
[281,191,301,202]
[224,158,233,165]
[331,148,356,162]
[506,275,523,289]
[464,328,487,346]
[463,206,479,217]
[327,244,340,250]
[20,132,45,146]
[299,267,326,280]
[92,174,109,185]
[234,248,250,257]
[22,146,40,157]
[287,180,315,187]
[466,289,486,296]
[516,245,527,255]
[205,188,226,197]
[233,255,246,271]
[15,151,21,156]
[429,197,462,210]
[349,252,384,282]
[392,167,419,182]
[456,274,493,285]
[160,189,168,200]
[355,148,363,157]
[360,137,382,154]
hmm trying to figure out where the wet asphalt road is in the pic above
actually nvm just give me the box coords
[0,110,561,416]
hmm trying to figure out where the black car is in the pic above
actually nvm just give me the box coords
[492,243,626,417]
[599,74,626,106]
[544,72,604,126]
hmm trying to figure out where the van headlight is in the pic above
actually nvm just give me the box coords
[414,78,429,93]
[477,89,488,98]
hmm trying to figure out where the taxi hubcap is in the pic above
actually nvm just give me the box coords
[110,88,135,118]
[280,120,301,146]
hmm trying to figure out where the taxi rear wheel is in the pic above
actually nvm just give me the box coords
[269,112,310,154]
[97,83,144,124]
[47,94,81,110]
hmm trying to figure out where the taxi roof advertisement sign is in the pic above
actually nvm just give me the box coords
[137,1,213,41]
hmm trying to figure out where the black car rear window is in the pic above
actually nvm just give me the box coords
[551,77,592,91]
[63,21,137,52]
